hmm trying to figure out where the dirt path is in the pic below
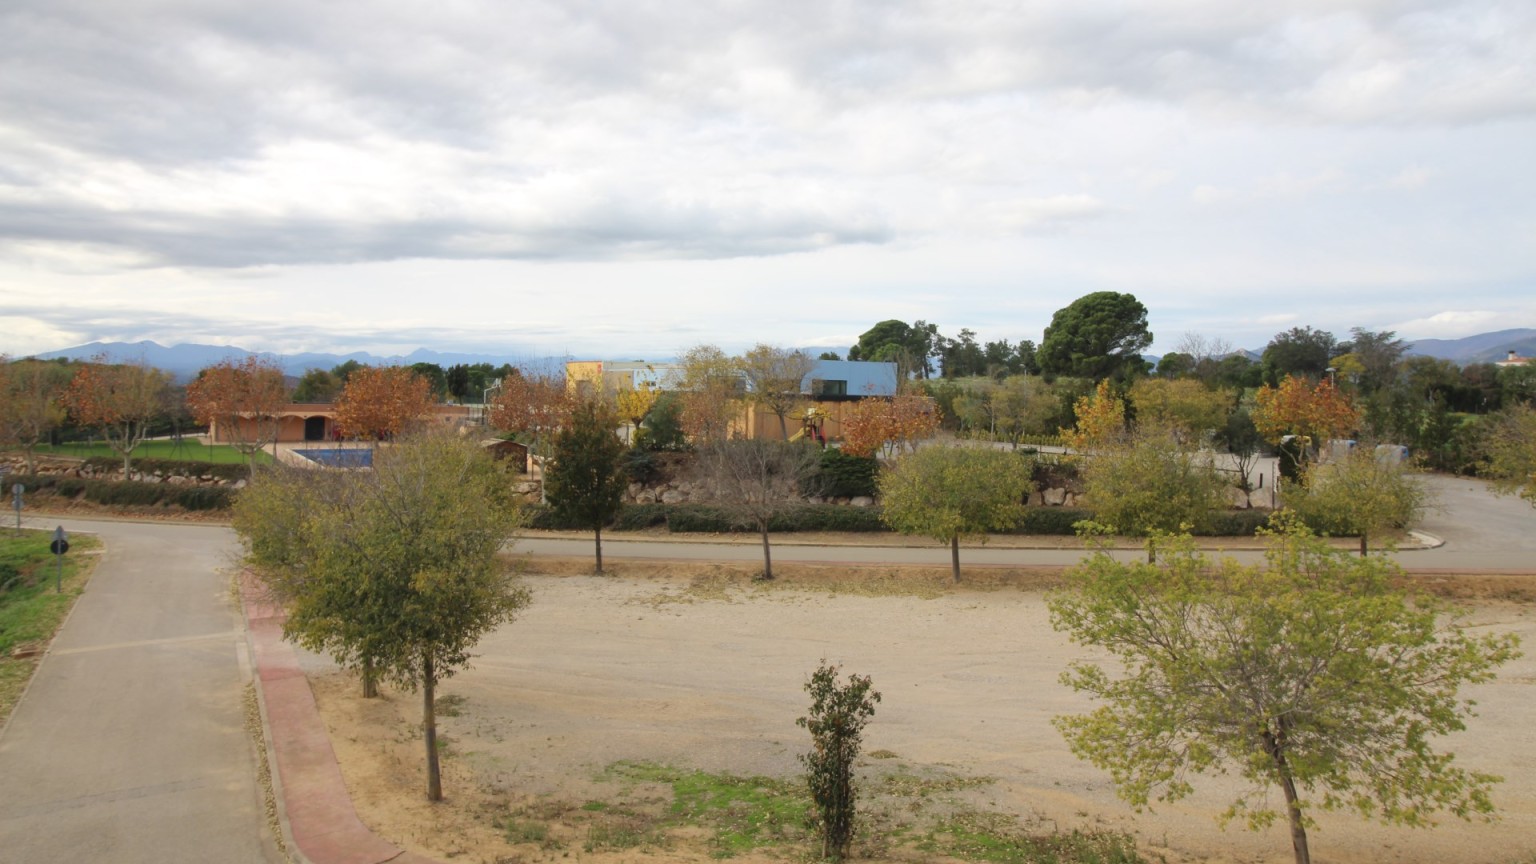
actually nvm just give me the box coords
[305,564,1536,864]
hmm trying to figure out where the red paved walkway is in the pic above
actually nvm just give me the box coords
[243,573,440,864]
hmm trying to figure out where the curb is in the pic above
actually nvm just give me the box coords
[241,572,441,864]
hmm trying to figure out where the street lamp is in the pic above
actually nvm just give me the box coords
[1325,366,1337,387]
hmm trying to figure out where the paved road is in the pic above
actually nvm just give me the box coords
[0,520,278,864]
[516,474,1536,572]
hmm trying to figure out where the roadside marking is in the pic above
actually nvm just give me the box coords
[49,630,241,656]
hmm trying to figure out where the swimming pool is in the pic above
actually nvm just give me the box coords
[296,448,373,468]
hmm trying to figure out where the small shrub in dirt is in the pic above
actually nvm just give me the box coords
[798,660,880,861]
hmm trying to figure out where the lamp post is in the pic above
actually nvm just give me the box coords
[1325,366,1337,387]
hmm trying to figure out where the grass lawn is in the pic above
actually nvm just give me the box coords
[24,440,274,465]
[0,529,102,724]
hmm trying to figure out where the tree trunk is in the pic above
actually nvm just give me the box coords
[1359,532,1368,557]
[1266,728,1311,864]
[594,525,604,574]
[423,654,441,801]
[362,656,379,698]
[760,520,774,580]
[950,536,961,583]
[1279,765,1310,864]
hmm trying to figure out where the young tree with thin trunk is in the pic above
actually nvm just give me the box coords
[545,401,628,573]
[185,356,289,464]
[0,358,71,473]
[1287,445,1430,555]
[878,446,1034,582]
[692,438,819,579]
[1079,423,1228,547]
[231,429,530,801]
[1050,516,1520,864]
[798,661,880,861]
[333,365,436,443]
[62,357,173,476]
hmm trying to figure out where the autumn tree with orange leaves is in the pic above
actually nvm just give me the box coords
[487,371,575,460]
[62,357,174,475]
[334,366,436,443]
[1251,375,1360,455]
[186,356,290,462]
[840,394,941,459]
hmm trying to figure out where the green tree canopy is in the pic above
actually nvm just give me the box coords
[232,429,530,801]
[1078,424,1228,543]
[546,401,628,573]
[1037,292,1153,382]
[1262,326,1336,384]
[1286,446,1430,555]
[878,446,1034,581]
[1049,518,1520,864]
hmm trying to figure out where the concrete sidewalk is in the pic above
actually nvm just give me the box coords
[242,573,440,864]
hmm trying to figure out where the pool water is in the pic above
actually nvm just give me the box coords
[296,448,373,468]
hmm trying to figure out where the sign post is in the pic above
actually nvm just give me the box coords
[50,526,70,593]
[11,483,22,536]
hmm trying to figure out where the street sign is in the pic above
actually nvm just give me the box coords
[51,526,68,593]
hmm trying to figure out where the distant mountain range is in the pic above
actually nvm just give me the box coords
[27,328,1536,381]
[1401,328,1536,364]
[30,341,566,381]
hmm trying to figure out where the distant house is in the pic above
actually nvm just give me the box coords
[209,403,474,444]
[565,360,679,397]
[801,359,898,398]
[564,357,900,443]
[1496,350,1532,368]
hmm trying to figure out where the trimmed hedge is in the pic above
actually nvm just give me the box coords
[5,473,234,512]
[83,456,250,482]
[522,500,1273,537]
[1009,507,1095,536]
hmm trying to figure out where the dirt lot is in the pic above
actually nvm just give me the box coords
[304,559,1536,864]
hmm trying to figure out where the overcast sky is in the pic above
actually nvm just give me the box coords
[1,0,1532,361]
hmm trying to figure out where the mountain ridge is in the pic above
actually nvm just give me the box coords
[27,328,1536,380]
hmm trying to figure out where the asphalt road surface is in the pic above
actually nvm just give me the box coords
[0,521,278,864]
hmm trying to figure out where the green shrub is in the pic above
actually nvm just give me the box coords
[85,481,168,507]
[174,487,234,511]
[768,505,887,533]
[55,478,88,497]
[1010,507,1094,535]
[622,448,660,485]
[611,504,669,531]
[807,450,879,498]
[84,456,250,481]
[665,504,740,533]
[1206,509,1274,537]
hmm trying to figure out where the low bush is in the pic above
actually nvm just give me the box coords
[807,450,879,498]
[83,457,250,482]
[1206,509,1274,537]
[1010,507,1094,535]
[768,505,887,533]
